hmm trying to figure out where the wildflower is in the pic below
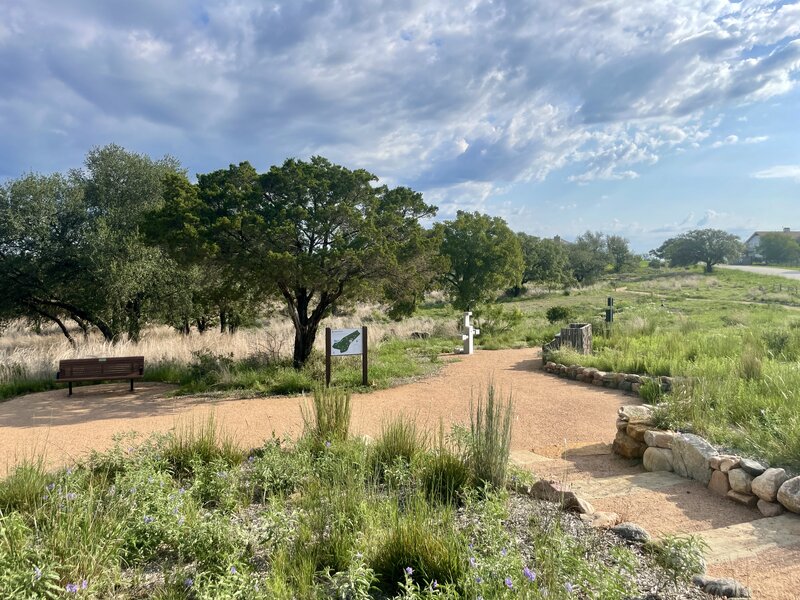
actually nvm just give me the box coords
[81,580,88,589]
[501,547,507,556]
[184,578,194,588]
[230,566,238,574]
[66,467,73,475]
[469,556,477,567]
[177,516,185,526]
[66,492,77,501]
[325,440,332,448]
[34,566,42,580]
[475,577,482,584]
[179,487,186,494]
[523,566,536,582]
[42,495,49,501]
[405,567,413,576]
[248,455,255,463]
[505,577,513,589]
[46,483,55,491]
[65,583,78,593]
[431,580,438,589]
[565,582,574,593]
[172,506,180,515]
[143,515,155,524]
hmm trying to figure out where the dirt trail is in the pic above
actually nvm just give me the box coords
[1,348,797,598]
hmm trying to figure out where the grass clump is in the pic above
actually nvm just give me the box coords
[639,378,663,404]
[370,415,427,479]
[301,387,352,451]
[162,414,243,477]
[468,383,513,489]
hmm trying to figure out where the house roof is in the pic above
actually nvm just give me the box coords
[745,230,800,244]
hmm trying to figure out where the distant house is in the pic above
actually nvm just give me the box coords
[744,227,800,260]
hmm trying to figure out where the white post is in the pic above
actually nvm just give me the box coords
[462,311,480,354]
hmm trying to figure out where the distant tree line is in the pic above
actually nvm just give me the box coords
[1,144,662,367]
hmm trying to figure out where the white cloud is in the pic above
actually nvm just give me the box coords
[752,165,800,181]
[0,0,798,207]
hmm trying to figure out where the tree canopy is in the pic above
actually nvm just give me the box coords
[655,228,743,273]
[517,233,570,290]
[437,211,523,310]
[758,233,800,265]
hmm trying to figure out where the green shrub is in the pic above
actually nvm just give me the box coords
[639,379,663,404]
[473,304,524,335]
[370,500,466,594]
[249,439,311,501]
[467,383,513,489]
[0,512,61,599]
[645,534,707,587]
[420,450,470,506]
[739,347,763,380]
[301,387,352,451]
[370,416,427,479]
[162,415,242,478]
[546,305,571,323]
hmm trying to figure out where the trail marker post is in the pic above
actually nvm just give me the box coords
[605,297,614,324]
[461,311,480,354]
[325,326,368,387]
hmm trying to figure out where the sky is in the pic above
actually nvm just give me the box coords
[1,1,799,252]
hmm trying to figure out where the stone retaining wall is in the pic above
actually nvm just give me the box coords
[615,404,800,518]
[542,360,675,397]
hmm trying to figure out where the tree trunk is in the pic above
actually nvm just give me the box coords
[126,297,143,342]
[705,262,713,273]
[282,287,331,369]
[292,321,320,369]
[30,305,75,347]
[196,316,209,333]
[219,311,227,333]
[73,316,90,340]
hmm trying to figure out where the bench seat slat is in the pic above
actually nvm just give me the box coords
[56,356,145,394]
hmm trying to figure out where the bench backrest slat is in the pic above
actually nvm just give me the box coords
[58,356,144,378]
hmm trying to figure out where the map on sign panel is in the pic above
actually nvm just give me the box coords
[331,328,363,356]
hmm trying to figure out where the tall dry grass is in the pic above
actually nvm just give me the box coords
[0,306,456,384]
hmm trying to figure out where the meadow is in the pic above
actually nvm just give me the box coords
[0,387,703,599]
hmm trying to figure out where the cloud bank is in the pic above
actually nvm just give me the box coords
[1,0,799,207]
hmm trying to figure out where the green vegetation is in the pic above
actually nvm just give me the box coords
[0,393,695,599]
[542,267,800,469]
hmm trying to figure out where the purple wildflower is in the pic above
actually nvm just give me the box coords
[143,515,155,524]
[325,440,332,448]
[565,582,574,593]
[34,566,42,580]
[46,483,55,491]
[81,580,88,589]
[65,583,78,593]
[65,467,73,475]
[405,567,413,576]
[230,566,237,574]
[431,580,438,589]
[505,577,513,589]
[523,566,536,582]
[475,576,482,584]
[66,492,77,501]
[501,547,507,556]
[248,455,255,463]
[184,578,194,588]
[469,556,476,568]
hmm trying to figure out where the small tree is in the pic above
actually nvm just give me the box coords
[568,231,609,283]
[758,233,800,265]
[517,233,570,291]
[607,234,636,273]
[437,211,523,310]
[655,229,743,273]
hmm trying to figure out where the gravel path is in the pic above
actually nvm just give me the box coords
[719,264,800,280]
[1,347,797,598]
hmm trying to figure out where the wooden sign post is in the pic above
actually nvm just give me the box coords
[325,326,368,387]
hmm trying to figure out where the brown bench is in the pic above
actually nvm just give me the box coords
[56,356,145,396]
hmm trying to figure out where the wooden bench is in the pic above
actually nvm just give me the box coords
[56,356,145,396]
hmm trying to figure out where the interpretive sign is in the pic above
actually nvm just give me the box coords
[325,326,368,387]
[330,328,363,356]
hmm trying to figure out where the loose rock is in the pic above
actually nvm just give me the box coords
[611,522,651,543]
[643,430,675,449]
[777,476,800,513]
[751,468,789,503]
[727,468,754,494]
[626,422,650,442]
[579,511,620,528]
[618,405,654,424]
[719,457,740,473]
[692,575,751,598]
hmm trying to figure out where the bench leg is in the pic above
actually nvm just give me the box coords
[68,382,72,396]
[130,379,134,392]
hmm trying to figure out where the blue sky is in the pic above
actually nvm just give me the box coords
[1,1,799,252]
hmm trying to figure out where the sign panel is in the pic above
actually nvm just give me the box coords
[330,328,364,356]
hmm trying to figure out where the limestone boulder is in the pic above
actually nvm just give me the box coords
[618,405,654,424]
[757,499,785,517]
[643,430,675,449]
[707,470,730,497]
[777,476,800,513]
[642,447,673,472]
[671,433,718,485]
[579,511,620,528]
[751,468,789,503]
[626,422,650,442]
[728,468,754,494]
[612,430,646,459]
[529,480,594,514]
[739,458,767,477]
[726,490,758,508]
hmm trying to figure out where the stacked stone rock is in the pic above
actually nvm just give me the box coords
[542,361,674,396]
[614,405,800,518]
